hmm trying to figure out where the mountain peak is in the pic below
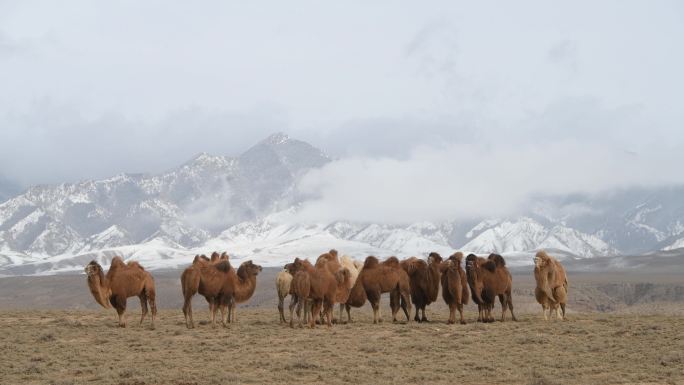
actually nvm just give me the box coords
[261,132,290,146]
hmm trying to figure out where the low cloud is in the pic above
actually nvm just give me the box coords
[293,140,684,224]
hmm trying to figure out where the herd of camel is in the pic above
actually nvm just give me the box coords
[84,249,569,329]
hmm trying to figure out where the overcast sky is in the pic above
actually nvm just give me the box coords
[1,1,683,220]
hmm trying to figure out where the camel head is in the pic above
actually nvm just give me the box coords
[534,250,551,269]
[238,260,263,278]
[84,260,112,309]
[427,252,443,266]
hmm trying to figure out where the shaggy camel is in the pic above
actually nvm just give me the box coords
[345,256,412,324]
[534,250,569,320]
[400,252,443,322]
[276,269,293,323]
[336,254,362,322]
[465,253,517,323]
[286,258,341,328]
[440,252,469,324]
[219,260,263,324]
[84,257,157,328]
[181,255,233,328]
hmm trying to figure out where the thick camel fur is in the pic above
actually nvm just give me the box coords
[439,252,469,324]
[84,257,157,328]
[400,252,443,322]
[344,256,412,324]
[180,256,233,328]
[465,253,517,323]
[534,250,569,320]
[276,269,293,323]
[218,260,262,324]
[286,258,339,328]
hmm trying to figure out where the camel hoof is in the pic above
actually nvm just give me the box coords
[460,320,467,325]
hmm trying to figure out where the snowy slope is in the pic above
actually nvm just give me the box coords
[1,133,684,275]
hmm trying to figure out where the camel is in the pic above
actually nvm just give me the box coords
[534,250,569,320]
[181,255,233,328]
[400,252,443,322]
[344,256,412,324]
[440,252,469,324]
[218,260,263,324]
[465,253,517,323]
[84,257,157,328]
[336,254,362,322]
[276,269,293,323]
[285,258,340,328]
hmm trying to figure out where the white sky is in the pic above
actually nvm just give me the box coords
[1,1,683,221]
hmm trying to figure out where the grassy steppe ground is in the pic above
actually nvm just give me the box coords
[0,308,682,385]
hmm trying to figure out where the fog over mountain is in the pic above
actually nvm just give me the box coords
[0,133,683,275]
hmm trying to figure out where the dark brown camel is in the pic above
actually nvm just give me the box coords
[345,256,412,324]
[84,257,157,328]
[440,252,469,324]
[400,252,443,322]
[465,253,517,322]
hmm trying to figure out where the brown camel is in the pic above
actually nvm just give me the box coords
[286,258,339,328]
[400,252,443,322]
[440,252,469,324]
[180,255,233,328]
[219,260,263,324]
[84,257,157,328]
[345,256,412,324]
[465,253,517,322]
[534,250,569,320]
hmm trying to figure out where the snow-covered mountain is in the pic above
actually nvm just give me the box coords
[1,133,683,275]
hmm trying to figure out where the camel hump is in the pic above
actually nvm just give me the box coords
[193,254,210,264]
[335,268,351,284]
[401,257,425,275]
[220,252,229,260]
[363,256,379,269]
[449,252,464,264]
[482,260,497,272]
[215,260,232,273]
[383,256,400,267]
[126,260,144,271]
[488,253,506,267]
[535,250,550,260]
[110,256,126,269]
[210,251,220,262]
[328,249,338,258]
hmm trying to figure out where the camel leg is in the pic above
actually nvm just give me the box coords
[219,304,227,327]
[499,294,507,322]
[507,293,518,321]
[345,304,352,323]
[542,303,549,321]
[560,303,566,320]
[278,295,285,323]
[401,290,412,323]
[310,300,323,329]
[421,306,428,323]
[323,301,333,327]
[338,303,344,324]
[447,304,455,324]
[148,293,157,329]
[458,303,466,325]
[371,300,380,324]
[183,296,194,329]
[139,294,148,326]
[113,296,127,327]
[288,295,298,328]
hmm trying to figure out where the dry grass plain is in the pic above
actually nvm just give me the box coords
[1,269,683,385]
[0,307,682,385]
